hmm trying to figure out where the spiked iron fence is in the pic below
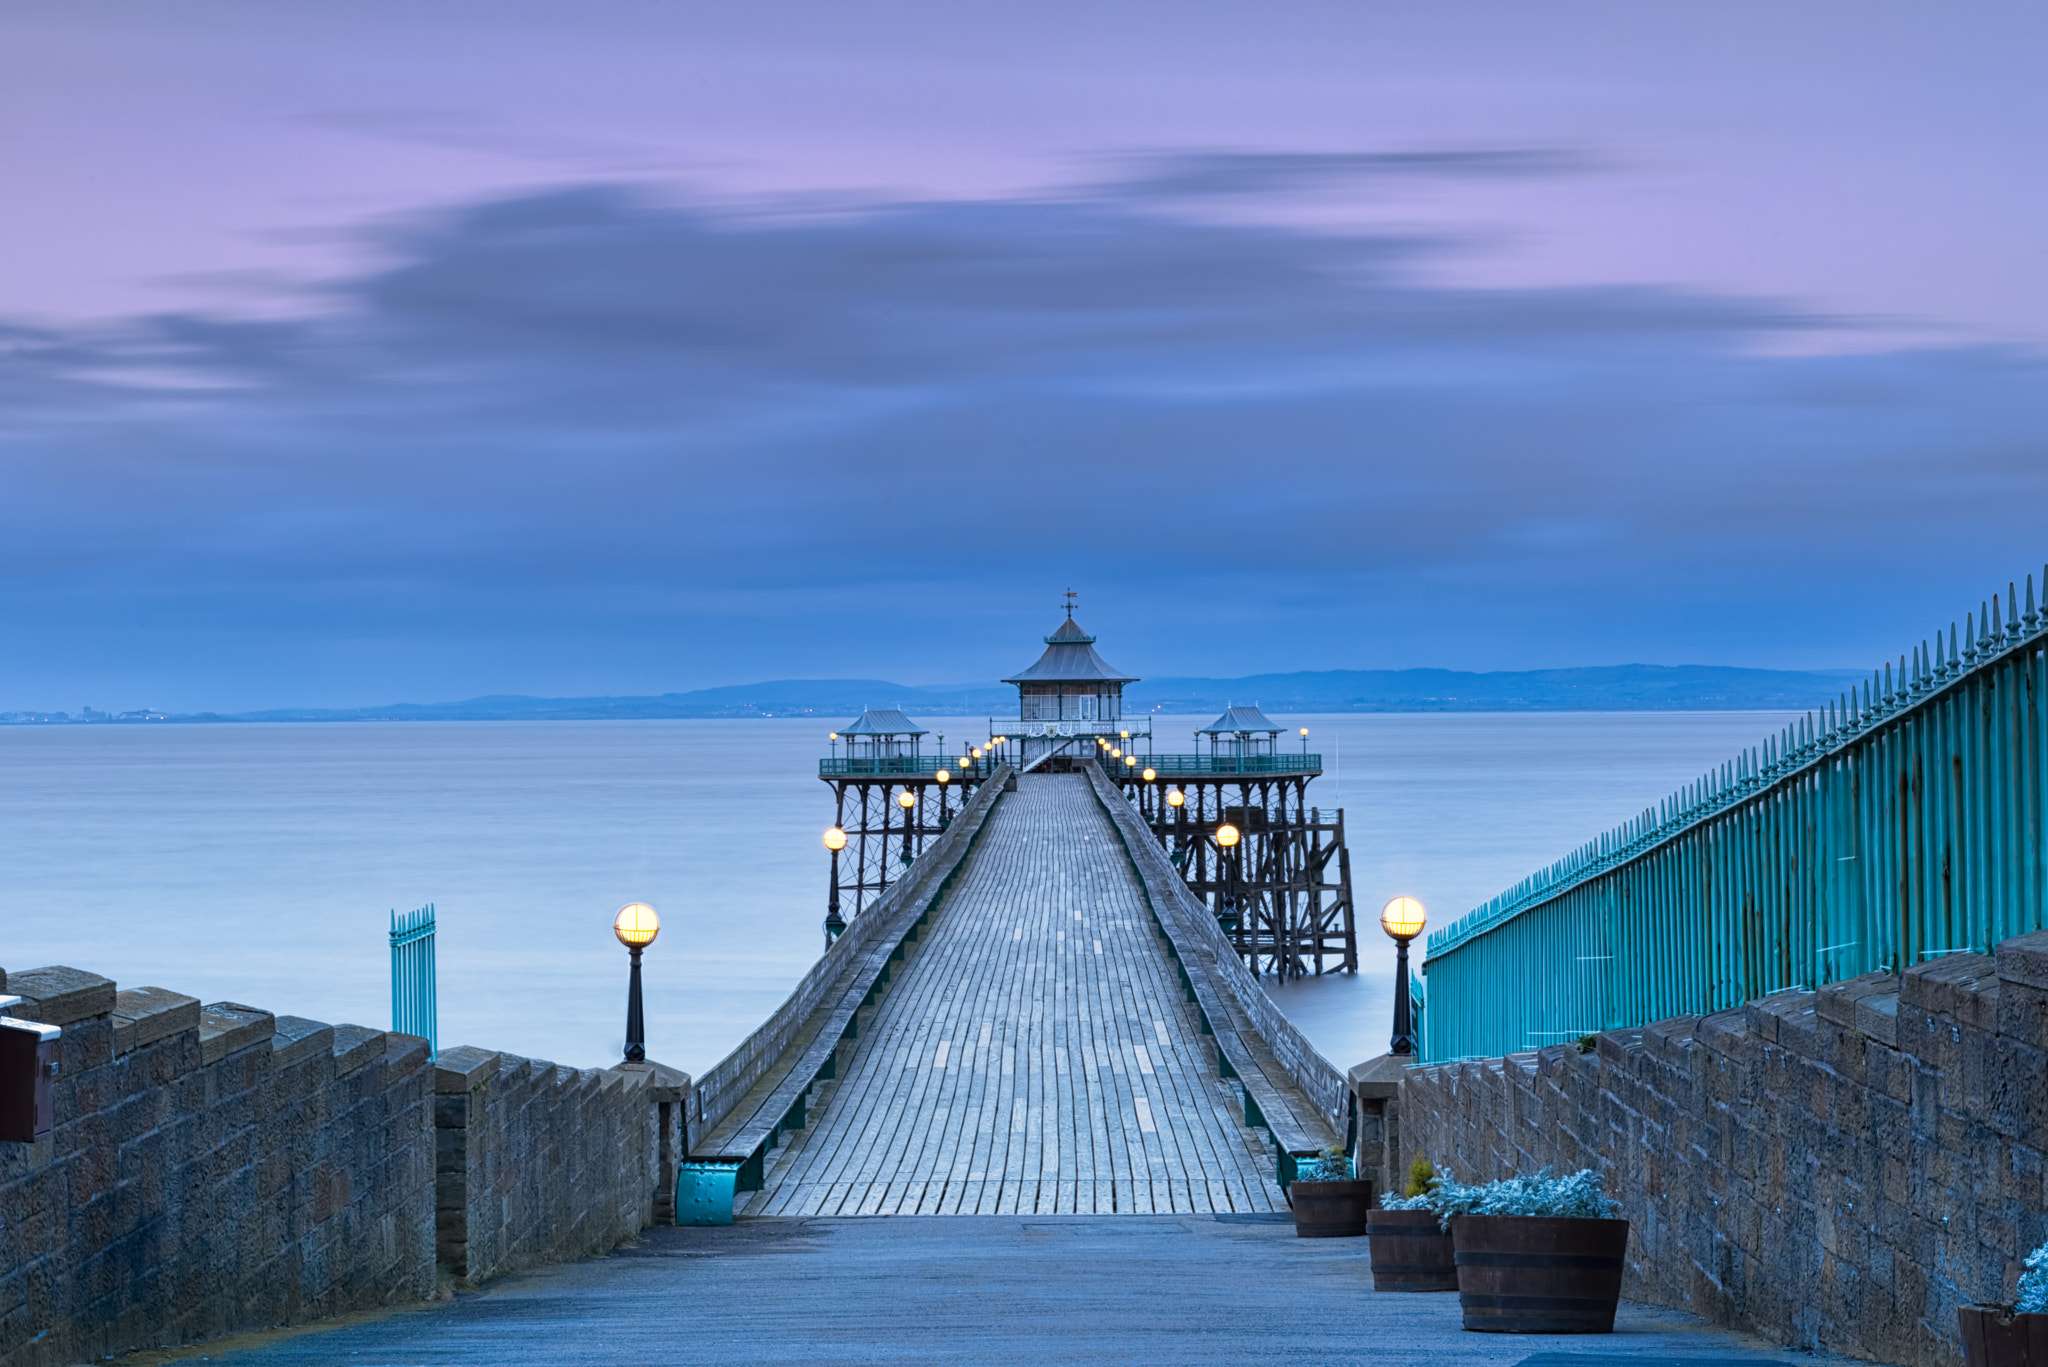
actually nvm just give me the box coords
[389,903,438,1058]
[1421,567,2048,1062]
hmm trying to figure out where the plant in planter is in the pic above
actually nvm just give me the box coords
[1287,1146,1374,1239]
[1960,1238,2048,1367]
[1368,1160,1458,1292]
[1401,1167,1628,1333]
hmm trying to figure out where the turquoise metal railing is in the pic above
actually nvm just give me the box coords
[390,904,437,1059]
[1118,753,1321,777]
[1421,567,2048,1061]
[820,757,977,777]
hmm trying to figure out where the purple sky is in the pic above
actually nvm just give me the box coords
[2,2,2045,711]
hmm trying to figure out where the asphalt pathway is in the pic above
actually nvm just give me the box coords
[174,1215,1883,1367]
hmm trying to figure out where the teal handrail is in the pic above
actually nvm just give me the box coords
[1122,754,1320,777]
[1422,567,2048,1061]
[820,757,978,777]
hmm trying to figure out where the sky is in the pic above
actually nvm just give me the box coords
[2,2,2046,712]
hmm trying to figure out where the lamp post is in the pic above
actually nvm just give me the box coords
[935,769,951,829]
[1214,822,1242,937]
[823,828,847,943]
[1300,727,1309,758]
[1380,896,1426,1056]
[1166,787,1186,860]
[613,902,660,1064]
[898,787,917,864]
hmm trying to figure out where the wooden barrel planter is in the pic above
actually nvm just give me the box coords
[1451,1215,1630,1333]
[1960,1307,2048,1367]
[1366,1210,1457,1291]
[1288,1179,1374,1237]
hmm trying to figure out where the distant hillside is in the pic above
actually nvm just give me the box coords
[1133,664,1868,715]
[4,664,1868,724]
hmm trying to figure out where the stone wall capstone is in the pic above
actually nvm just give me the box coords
[1394,928,2048,1367]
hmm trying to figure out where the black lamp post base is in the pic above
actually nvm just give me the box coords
[624,945,647,1065]
[1389,937,1415,1056]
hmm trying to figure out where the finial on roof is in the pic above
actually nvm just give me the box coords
[1063,588,1078,619]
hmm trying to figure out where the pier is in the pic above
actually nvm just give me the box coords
[680,607,1353,1224]
[746,773,1286,1216]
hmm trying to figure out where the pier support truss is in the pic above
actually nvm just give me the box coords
[823,770,991,923]
[1119,772,1357,979]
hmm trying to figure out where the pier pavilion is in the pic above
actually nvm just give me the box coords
[997,595,1147,773]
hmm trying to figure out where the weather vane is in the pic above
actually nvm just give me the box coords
[1063,588,1078,618]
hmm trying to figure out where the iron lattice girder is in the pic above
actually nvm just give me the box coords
[1123,773,1358,980]
[824,773,988,920]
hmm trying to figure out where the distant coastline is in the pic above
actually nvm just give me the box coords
[3,663,1867,725]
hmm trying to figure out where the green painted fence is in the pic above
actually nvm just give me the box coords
[1420,566,2048,1062]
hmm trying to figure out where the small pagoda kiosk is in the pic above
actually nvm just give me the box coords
[997,594,1149,772]
[818,706,982,936]
[832,708,927,772]
[1196,704,1286,764]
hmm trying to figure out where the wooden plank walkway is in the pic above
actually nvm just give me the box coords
[744,773,1283,1216]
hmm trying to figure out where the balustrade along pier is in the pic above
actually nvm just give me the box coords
[1422,563,2048,1061]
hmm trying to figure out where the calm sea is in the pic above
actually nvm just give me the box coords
[0,712,1795,1074]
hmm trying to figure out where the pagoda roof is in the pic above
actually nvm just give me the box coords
[836,708,929,736]
[1001,617,1138,685]
[1199,704,1284,735]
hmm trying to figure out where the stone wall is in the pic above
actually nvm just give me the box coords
[0,965,674,1367]
[0,966,435,1367]
[1394,929,2048,1367]
[431,1044,661,1283]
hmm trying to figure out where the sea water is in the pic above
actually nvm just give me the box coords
[0,712,1795,1074]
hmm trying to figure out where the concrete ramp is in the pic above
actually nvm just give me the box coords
[744,774,1285,1215]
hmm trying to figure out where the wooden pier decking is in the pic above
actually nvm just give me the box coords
[742,773,1284,1216]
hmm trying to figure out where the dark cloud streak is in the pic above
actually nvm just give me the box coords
[1,167,2044,711]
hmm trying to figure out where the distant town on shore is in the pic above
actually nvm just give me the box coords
[4,663,1868,725]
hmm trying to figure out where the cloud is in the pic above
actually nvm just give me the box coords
[0,167,2044,710]
[1096,148,1604,199]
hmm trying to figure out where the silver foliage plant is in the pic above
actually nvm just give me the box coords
[2017,1241,2048,1314]
[1293,1146,1352,1183]
[1380,1167,1619,1226]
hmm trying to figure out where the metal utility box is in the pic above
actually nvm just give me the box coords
[0,995,61,1144]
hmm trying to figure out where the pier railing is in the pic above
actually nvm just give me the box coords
[1125,754,1321,777]
[1421,566,2048,1061]
[689,765,1012,1145]
[1084,763,1350,1137]
[991,717,1152,740]
[820,756,966,777]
